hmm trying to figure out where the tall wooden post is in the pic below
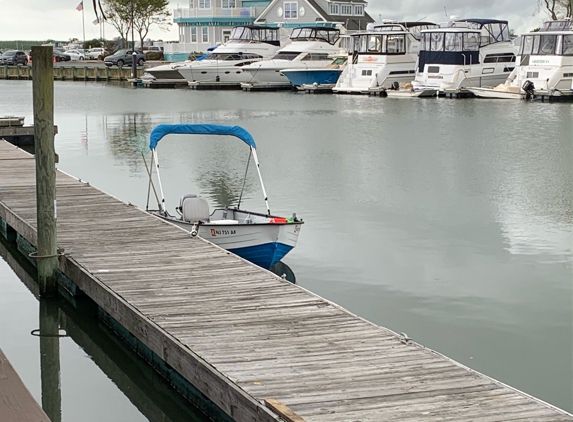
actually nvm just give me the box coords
[32,46,58,296]
[39,299,62,422]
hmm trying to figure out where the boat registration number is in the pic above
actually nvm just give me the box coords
[210,229,236,236]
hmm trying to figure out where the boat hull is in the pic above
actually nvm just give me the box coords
[281,68,343,87]
[152,210,302,269]
[385,89,438,98]
[467,87,525,99]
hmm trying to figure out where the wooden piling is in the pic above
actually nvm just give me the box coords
[39,299,62,422]
[31,46,58,296]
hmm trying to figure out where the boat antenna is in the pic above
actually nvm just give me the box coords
[237,148,252,209]
[443,7,448,18]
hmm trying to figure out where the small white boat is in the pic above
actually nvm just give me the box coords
[144,124,303,269]
[466,85,525,99]
[385,83,438,97]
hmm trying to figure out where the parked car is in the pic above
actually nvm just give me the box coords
[104,49,146,67]
[0,50,28,66]
[86,47,107,60]
[53,51,71,62]
[64,49,85,61]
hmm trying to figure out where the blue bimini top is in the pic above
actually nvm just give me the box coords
[149,124,257,150]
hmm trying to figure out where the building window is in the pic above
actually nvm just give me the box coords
[329,3,339,14]
[202,26,209,43]
[353,4,363,15]
[222,0,235,7]
[199,0,210,8]
[284,2,298,19]
[340,4,352,15]
[191,27,197,43]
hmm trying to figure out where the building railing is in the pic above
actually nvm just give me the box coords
[173,7,255,19]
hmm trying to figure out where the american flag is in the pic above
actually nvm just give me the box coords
[76,1,83,11]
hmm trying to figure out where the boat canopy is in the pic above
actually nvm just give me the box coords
[290,27,340,44]
[229,26,281,46]
[149,124,257,150]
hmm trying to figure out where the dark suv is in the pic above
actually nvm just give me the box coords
[104,49,146,67]
[0,50,28,66]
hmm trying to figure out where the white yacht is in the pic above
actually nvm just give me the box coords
[176,25,285,85]
[333,21,438,94]
[469,19,573,99]
[412,18,517,94]
[241,26,343,89]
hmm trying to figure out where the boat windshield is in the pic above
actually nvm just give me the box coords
[421,31,480,51]
[450,20,510,45]
[540,20,572,32]
[290,28,340,44]
[229,26,280,46]
[521,34,573,55]
[208,53,263,60]
[271,51,301,60]
[350,34,407,54]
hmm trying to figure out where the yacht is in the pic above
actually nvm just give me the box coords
[241,26,343,89]
[333,21,438,94]
[412,18,517,94]
[468,19,573,99]
[176,25,285,85]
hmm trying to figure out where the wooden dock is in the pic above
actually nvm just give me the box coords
[1,140,572,422]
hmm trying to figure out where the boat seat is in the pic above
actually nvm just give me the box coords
[181,195,210,223]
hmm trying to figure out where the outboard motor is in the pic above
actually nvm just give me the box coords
[522,80,535,100]
[391,81,400,91]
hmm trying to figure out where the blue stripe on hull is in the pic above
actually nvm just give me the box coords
[283,69,343,86]
[229,242,293,269]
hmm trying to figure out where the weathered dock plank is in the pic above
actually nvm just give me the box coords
[0,140,571,422]
[0,348,50,422]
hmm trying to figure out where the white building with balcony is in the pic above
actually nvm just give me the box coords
[164,0,272,61]
[164,0,374,61]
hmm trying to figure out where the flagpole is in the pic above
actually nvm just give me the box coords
[82,6,86,48]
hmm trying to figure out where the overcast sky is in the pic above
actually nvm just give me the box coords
[0,0,551,42]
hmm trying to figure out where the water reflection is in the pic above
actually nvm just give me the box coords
[39,299,62,422]
[0,237,214,422]
[269,261,296,284]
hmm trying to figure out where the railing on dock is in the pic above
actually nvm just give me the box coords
[0,65,143,81]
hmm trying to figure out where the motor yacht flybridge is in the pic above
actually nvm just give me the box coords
[333,21,438,94]
[412,18,517,94]
[468,18,573,99]
[176,25,285,85]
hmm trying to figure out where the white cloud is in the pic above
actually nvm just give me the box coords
[0,0,551,42]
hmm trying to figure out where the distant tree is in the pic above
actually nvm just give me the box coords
[104,0,134,47]
[103,0,170,49]
[132,0,170,49]
[84,38,102,49]
[537,0,571,19]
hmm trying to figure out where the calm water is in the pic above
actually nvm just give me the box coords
[1,80,572,419]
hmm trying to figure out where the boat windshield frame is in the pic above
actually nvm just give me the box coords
[420,30,481,52]
[349,33,409,55]
[373,22,439,40]
[206,52,264,61]
[540,20,572,32]
[229,26,281,46]
[290,27,340,45]
[520,33,573,56]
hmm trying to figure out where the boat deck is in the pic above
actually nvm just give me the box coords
[1,140,571,421]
